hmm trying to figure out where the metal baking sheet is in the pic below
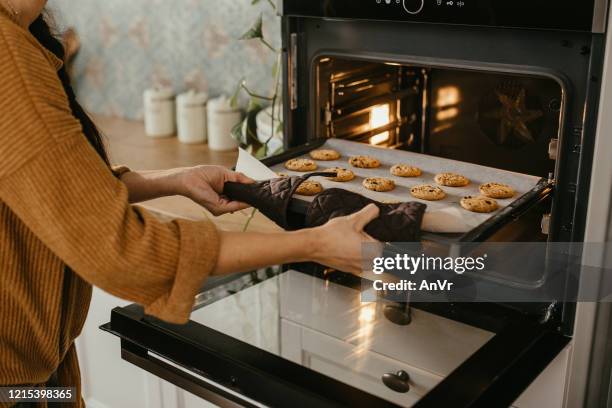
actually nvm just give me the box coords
[269,139,542,233]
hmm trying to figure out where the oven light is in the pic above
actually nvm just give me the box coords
[436,107,459,121]
[370,133,390,145]
[369,104,390,145]
[436,86,461,107]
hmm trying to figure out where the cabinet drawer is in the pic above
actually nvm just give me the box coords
[300,326,443,407]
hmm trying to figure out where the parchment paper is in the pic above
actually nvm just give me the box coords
[238,139,542,233]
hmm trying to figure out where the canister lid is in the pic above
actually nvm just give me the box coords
[207,95,240,113]
[145,87,175,101]
[177,90,208,106]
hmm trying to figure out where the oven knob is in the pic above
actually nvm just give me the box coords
[402,0,424,14]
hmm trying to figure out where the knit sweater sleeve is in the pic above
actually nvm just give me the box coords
[0,16,219,324]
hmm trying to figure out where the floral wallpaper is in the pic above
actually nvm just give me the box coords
[51,0,280,120]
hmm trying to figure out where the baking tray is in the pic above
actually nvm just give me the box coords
[262,138,553,244]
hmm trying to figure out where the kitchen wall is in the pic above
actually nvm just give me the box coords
[51,0,280,120]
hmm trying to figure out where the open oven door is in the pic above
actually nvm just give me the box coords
[101,268,570,408]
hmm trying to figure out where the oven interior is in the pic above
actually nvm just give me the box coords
[315,56,562,178]
[305,56,566,291]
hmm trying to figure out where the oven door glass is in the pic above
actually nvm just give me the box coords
[103,268,569,408]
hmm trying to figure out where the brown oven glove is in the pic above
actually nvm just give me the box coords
[224,173,426,242]
[305,188,426,242]
[223,172,333,229]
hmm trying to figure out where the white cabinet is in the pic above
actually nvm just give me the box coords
[281,319,443,406]
[512,346,571,408]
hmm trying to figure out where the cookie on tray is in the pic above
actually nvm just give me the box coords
[362,177,396,192]
[479,182,515,199]
[325,167,355,182]
[349,155,381,169]
[390,164,422,178]
[285,158,318,172]
[309,149,341,161]
[295,181,323,196]
[434,172,470,187]
[410,185,446,201]
[460,196,499,213]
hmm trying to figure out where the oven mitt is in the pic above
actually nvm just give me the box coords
[224,173,427,242]
[223,172,335,229]
[305,189,426,242]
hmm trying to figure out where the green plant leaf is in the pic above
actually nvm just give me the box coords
[271,58,280,78]
[231,118,249,145]
[251,0,262,4]
[240,14,263,40]
[247,97,263,113]
[253,144,268,159]
[230,78,245,109]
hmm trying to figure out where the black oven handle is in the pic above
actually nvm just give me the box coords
[118,339,260,408]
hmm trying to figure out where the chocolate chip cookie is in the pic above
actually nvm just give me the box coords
[410,185,446,201]
[325,167,355,182]
[309,149,341,161]
[285,158,318,172]
[363,177,396,192]
[434,172,470,187]
[460,196,499,213]
[391,164,422,177]
[479,182,515,199]
[349,155,381,169]
[295,181,324,196]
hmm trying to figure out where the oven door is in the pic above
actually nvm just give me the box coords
[101,268,569,408]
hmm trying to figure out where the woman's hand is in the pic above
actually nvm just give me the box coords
[119,166,253,214]
[310,204,381,274]
[178,165,254,216]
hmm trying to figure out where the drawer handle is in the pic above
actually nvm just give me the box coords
[382,370,410,393]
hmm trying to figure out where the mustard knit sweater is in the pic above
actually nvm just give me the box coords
[0,8,219,406]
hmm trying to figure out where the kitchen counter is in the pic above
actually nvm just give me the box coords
[96,115,280,233]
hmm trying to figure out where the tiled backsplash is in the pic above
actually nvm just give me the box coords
[52,0,279,120]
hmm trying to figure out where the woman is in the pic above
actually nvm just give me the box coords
[0,0,379,405]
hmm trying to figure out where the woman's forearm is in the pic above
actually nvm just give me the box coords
[120,169,186,203]
[212,203,380,275]
[212,229,318,276]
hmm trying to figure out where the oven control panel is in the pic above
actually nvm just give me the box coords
[281,0,602,32]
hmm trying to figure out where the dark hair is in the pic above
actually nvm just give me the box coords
[29,14,110,165]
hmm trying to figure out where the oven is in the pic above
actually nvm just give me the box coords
[102,1,611,407]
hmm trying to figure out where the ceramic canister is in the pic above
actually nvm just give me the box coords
[144,87,176,138]
[207,95,241,151]
[177,90,208,144]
